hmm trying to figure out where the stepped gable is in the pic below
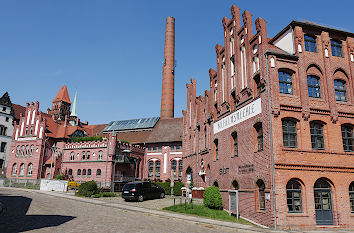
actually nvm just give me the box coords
[52,85,71,104]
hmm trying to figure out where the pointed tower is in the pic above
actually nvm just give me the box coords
[47,86,71,121]
[70,91,77,117]
[160,16,175,119]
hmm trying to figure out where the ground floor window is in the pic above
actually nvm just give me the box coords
[148,161,153,179]
[257,179,265,210]
[286,179,302,213]
[350,182,354,213]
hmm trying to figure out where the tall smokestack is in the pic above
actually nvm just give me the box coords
[160,16,175,119]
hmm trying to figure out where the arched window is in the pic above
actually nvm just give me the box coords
[27,164,33,176]
[16,146,20,156]
[12,163,17,176]
[98,150,103,160]
[30,145,34,156]
[334,79,347,101]
[77,169,81,176]
[25,145,29,157]
[254,123,263,151]
[19,163,25,176]
[88,169,91,176]
[286,179,302,213]
[21,146,25,156]
[155,161,160,180]
[204,127,207,149]
[82,151,86,160]
[341,124,354,152]
[279,71,293,94]
[68,169,73,176]
[232,180,239,190]
[310,121,325,150]
[171,160,177,179]
[86,151,90,160]
[96,169,101,177]
[178,160,183,180]
[307,75,321,98]
[282,119,297,148]
[213,180,219,187]
[70,152,75,160]
[257,179,265,210]
[231,132,238,157]
[82,169,86,176]
[349,182,354,213]
[148,161,154,179]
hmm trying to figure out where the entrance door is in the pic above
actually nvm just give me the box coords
[314,179,333,225]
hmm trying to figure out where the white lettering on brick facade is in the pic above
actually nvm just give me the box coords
[213,98,261,134]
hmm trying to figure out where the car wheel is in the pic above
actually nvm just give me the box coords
[160,192,165,198]
[138,195,144,202]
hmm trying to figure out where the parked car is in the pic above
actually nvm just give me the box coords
[122,181,165,202]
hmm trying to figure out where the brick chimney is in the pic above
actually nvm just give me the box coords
[160,16,175,119]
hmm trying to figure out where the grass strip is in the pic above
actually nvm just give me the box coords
[163,204,251,225]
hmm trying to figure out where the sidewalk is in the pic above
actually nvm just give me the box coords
[1,187,274,232]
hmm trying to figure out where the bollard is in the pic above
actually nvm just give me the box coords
[191,198,193,209]
[180,197,182,205]
[185,199,186,211]
[174,198,175,208]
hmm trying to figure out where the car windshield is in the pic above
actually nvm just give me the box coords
[123,184,136,190]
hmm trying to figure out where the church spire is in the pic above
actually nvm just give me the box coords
[70,91,77,117]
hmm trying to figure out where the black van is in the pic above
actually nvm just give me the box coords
[122,181,165,202]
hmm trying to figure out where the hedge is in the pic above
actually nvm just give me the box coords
[153,182,184,196]
[203,186,223,209]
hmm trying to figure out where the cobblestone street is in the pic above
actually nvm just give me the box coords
[0,188,243,233]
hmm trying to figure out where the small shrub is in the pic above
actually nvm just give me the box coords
[101,192,116,197]
[93,193,102,198]
[204,186,223,209]
[54,174,66,180]
[77,180,98,197]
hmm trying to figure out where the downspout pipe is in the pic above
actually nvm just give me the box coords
[265,53,277,229]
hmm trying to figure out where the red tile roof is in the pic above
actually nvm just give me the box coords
[12,104,26,121]
[82,124,108,137]
[145,117,183,143]
[53,85,71,104]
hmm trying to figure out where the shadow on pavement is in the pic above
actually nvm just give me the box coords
[0,194,75,233]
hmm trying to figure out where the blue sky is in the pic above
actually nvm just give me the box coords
[1,0,353,124]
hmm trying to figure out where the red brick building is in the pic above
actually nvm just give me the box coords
[61,134,144,187]
[6,86,106,180]
[182,5,354,229]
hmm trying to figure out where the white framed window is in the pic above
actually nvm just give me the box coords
[98,150,103,160]
[12,164,17,176]
[19,163,25,176]
[30,145,34,156]
[27,164,33,176]
[70,152,75,160]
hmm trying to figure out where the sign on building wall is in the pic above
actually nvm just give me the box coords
[213,98,262,134]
